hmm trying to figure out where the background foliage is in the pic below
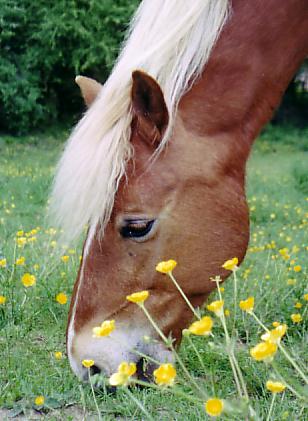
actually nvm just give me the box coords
[0,0,138,134]
[0,0,307,134]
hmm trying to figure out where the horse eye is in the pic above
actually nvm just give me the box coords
[120,219,155,239]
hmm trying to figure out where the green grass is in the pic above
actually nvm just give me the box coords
[0,125,307,420]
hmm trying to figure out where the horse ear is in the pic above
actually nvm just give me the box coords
[75,75,102,107]
[131,70,169,146]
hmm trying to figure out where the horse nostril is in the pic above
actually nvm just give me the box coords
[90,364,101,376]
[136,358,157,383]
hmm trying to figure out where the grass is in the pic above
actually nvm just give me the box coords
[0,125,307,420]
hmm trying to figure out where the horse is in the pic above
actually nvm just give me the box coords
[51,0,308,380]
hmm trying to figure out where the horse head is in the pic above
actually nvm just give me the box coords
[66,70,249,380]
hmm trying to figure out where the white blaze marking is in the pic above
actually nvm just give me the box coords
[67,224,96,378]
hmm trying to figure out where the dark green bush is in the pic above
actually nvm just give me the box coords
[0,0,138,134]
[0,1,306,134]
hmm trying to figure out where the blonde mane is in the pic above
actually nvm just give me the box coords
[51,0,230,242]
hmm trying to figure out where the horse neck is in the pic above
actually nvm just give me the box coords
[179,0,308,147]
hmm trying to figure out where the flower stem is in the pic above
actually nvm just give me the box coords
[140,303,205,397]
[168,272,200,319]
[88,368,102,421]
[172,344,206,398]
[232,269,238,330]
[221,319,243,399]
[123,387,155,421]
[230,349,249,400]
[111,335,162,367]
[21,291,28,308]
[186,335,207,378]
[278,343,308,385]
[266,393,276,421]
[140,304,168,343]
[250,311,269,332]
[133,348,161,366]
[271,361,305,401]
[215,278,247,400]
[79,385,87,419]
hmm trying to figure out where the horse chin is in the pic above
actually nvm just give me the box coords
[69,323,174,386]
[80,362,157,397]
[86,358,159,392]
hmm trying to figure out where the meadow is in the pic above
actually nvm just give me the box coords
[0,125,307,420]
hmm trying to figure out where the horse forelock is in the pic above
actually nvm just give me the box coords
[50,0,230,243]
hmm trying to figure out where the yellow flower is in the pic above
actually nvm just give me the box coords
[188,316,213,336]
[219,287,224,293]
[34,396,45,406]
[109,362,137,386]
[207,300,224,317]
[21,273,36,288]
[224,309,230,317]
[0,258,7,268]
[287,278,296,286]
[47,228,57,235]
[291,313,302,323]
[54,351,63,360]
[61,255,69,263]
[293,265,301,272]
[82,359,95,368]
[56,292,68,305]
[250,341,277,362]
[304,294,308,301]
[109,374,128,387]
[266,380,286,393]
[92,320,115,337]
[204,398,224,417]
[292,245,300,253]
[294,302,302,309]
[222,257,238,271]
[279,248,289,257]
[239,296,254,313]
[0,295,7,305]
[16,230,24,237]
[16,237,27,246]
[126,290,149,304]
[15,257,25,266]
[156,259,177,274]
[154,363,176,386]
[272,321,280,327]
[261,324,287,344]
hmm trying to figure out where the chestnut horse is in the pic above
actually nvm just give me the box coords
[51,0,308,380]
